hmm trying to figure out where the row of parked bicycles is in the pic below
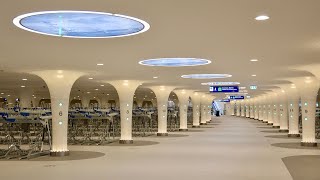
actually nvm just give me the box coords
[0,106,194,160]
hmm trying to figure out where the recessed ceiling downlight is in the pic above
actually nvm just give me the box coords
[13,11,150,38]
[181,74,232,79]
[139,58,211,67]
[201,82,240,86]
[255,15,270,21]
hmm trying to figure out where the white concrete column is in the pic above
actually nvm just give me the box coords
[109,80,142,144]
[19,88,33,109]
[249,99,254,119]
[81,96,90,108]
[174,90,191,131]
[266,94,273,125]
[95,98,101,108]
[240,100,245,117]
[257,97,262,120]
[258,98,262,120]
[33,70,84,156]
[6,97,16,108]
[256,98,260,120]
[230,100,235,116]
[252,98,256,119]
[271,92,280,128]
[278,89,289,132]
[149,86,175,136]
[294,77,320,146]
[245,99,250,118]
[206,98,213,122]
[191,92,201,127]
[200,103,207,125]
[254,98,259,120]
[136,99,143,108]
[283,84,300,137]
[200,93,208,125]
[261,95,268,123]
[225,102,231,116]
[293,65,320,145]
[32,97,40,108]
[99,95,108,108]
[258,97,263,121]
[265,95,269,123]
[260,97,264,121]
[236,101,241,117]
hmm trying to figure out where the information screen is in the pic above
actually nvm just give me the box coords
[210,86,239,93]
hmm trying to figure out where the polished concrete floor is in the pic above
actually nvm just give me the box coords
[1,116,320,180]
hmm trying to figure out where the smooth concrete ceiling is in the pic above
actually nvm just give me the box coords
[0,0,319,97]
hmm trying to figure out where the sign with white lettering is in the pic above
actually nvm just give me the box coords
[210,86,239,93]
[229,96,245,100]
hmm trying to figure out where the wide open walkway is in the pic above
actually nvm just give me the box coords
[1,116,313,180]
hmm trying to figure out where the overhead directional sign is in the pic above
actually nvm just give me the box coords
[229,95,245,100]
[210,86,239,93]
[220,99,231,102]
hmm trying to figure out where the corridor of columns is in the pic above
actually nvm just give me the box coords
[1,1,320,180]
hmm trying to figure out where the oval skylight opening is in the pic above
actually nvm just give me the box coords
[181,74,232,79]
[13,11,150,38]
[139,58,211,67]
[201,82,240,85]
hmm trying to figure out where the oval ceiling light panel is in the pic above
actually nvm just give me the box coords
[139,58,211,67]
[13,11,150,38]
[181,74,232,79]
[201,82,240,86]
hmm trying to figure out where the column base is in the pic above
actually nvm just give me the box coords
[267,123,273,125]
[279,129,289,133]
[119,140,133,144]
[192,125,201,128]
[301,142,317,147]
[273,126,280,128]
[157,133,168,136]
[288,134,300,137]
[179,129,188,132]
[50,151,70,157]
[200,123,207,125]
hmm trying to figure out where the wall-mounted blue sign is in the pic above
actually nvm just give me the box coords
[210,86,239,93]
[229,96,245,99]
[220,99,231,102]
